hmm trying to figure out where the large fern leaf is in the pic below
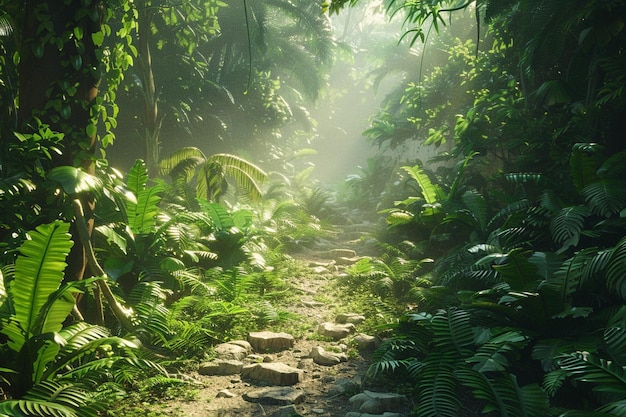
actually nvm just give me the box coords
[9,222,73,350]
[558,352,626,394]
[402,165,447,206]
[457,369,548,417]
[493,249,540,291]
[570,143,603,191]
[130,184,164,234]
[430,308,474,357]
[125,159,149,196]
[416,362,460,417]
[606,237,626,300]
[461,190,489,232]
[551,205,591,253]
[581,179,626,218]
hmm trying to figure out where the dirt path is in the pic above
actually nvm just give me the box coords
[158,237,383,417]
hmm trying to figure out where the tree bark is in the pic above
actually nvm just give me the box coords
[18,0,103,283]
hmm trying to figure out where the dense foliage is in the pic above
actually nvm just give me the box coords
[1,0,625,416]
[335,1,626,416]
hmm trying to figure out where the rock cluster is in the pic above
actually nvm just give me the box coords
[194,296,405,416]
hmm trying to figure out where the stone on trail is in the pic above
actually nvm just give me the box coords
[248,331,295,352]
[214,342,249,361]
[353,334,379,351]
[243,387,306,405]
[336,256,361,266]
[309,346,347,366]
[330,249,357,260]
[216,389,237,398]
[241,362,304,386]
[329,378,361,397]
[349,391,408,414]
[228,339,253,353]
[198,359,244,376]
[336,313,366,325]
[318,322,356,340]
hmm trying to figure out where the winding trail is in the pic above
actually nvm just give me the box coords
[156,227,406,417]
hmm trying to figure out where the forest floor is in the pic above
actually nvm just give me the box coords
[129,229,405,417]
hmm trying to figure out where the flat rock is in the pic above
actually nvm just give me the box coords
[198,359,244,376]
[329,378,361,396]
[318,322,356,340]
[214,342,249,361]
[336,256,361,266]
[353,334,378,351]
[248,331,295,352]
[310,346,347,366]
[330,249,357,260]
[243,387,306,405]
[336,313,366,325]
[216,389,236,398]
[349,391,408,414]
[241,362,304,386]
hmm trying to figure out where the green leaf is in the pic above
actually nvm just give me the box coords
[551,205,591,253]
[402,164,447,205]
[559,352,626,394]
[493,249,540,291]
[48,166,103,196]
[125,159,149,196]
[10,222,73,347]
[130,184,164,234]
[581,179,626,218]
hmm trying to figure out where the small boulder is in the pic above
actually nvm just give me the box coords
[248,331,295,352]
[349,391,408,414]
[216,389,236,398]
[336,313,366,325]
[353,334,378,351]
[318,322,356,340]
[214,342,249,361]
[228,340,253,353]
[242,362,304,386]
[310,346,347,366]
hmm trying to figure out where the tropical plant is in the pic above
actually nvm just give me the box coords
[0,221,165,416]
[158,147,268,206]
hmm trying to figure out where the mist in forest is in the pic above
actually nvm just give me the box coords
[104,0,478,196]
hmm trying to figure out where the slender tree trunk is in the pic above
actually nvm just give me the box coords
[137,0,160,174]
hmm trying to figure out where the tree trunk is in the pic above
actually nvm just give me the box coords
[18,0,103,282]
[137,0,160,174]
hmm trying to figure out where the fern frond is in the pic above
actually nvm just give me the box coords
[551,205,591,253]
